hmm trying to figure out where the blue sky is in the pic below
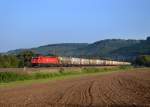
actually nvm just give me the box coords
[0,0,150,52]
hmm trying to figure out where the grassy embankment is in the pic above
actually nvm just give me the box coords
[0,66,133,86]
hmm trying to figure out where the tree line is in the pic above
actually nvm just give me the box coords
[0,51,35,68]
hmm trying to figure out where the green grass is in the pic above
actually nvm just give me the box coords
[0,65,133,87]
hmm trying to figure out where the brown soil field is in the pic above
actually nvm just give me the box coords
[0,68,150,107]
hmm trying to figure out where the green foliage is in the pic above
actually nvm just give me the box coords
[118,65,133,70]
[82,68,101,73]
[81,67,119,73]
[0,66,132,83]
[147,37,150,41]
[135,55,150,67]
[75,39,139,57]
[17,51,35,67]
[112,39,150,58]
[0,55,19,68]
[0,51,36,68]
[0,71,79,83]
[0,72,31,83]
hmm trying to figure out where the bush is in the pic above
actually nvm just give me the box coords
[0,72,31,83]
[17,51,36,67]
[0,55,19,68]
[0,71,78,83]
[134,55,150,67]
[82,68,101,73]
[118,65,133,70]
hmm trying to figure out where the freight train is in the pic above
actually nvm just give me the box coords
[31,56,131,67]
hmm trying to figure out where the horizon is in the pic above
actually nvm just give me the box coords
[2,37,148,53]
[0,0,150,52]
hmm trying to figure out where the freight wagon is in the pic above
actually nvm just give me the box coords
[31,56,131,67]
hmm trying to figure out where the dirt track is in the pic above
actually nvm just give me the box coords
[0,69,150,107]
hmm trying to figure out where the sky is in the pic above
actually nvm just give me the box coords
[0,0,150,52]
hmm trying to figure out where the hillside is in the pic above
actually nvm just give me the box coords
[6,38,150,60]
[72,39,140,58]
[111,39,150,60]
[7,43,88,55]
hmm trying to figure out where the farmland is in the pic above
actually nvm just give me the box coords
[0,67,150,106]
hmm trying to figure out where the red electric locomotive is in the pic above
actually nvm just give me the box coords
[31,56,59,66]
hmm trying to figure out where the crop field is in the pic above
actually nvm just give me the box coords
[0,67,149,107]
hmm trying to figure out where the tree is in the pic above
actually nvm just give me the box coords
[147,37,150,41]
[135,55,150,67]
[17,51,35,67]
[0,55,19,68]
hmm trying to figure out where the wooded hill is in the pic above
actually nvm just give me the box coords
[6,37,150,61]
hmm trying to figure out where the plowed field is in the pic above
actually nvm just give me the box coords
[0,69,150,107]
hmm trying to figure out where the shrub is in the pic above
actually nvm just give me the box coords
[0,72,31,83]
[134,55,150,67]
[0,55,19,68]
